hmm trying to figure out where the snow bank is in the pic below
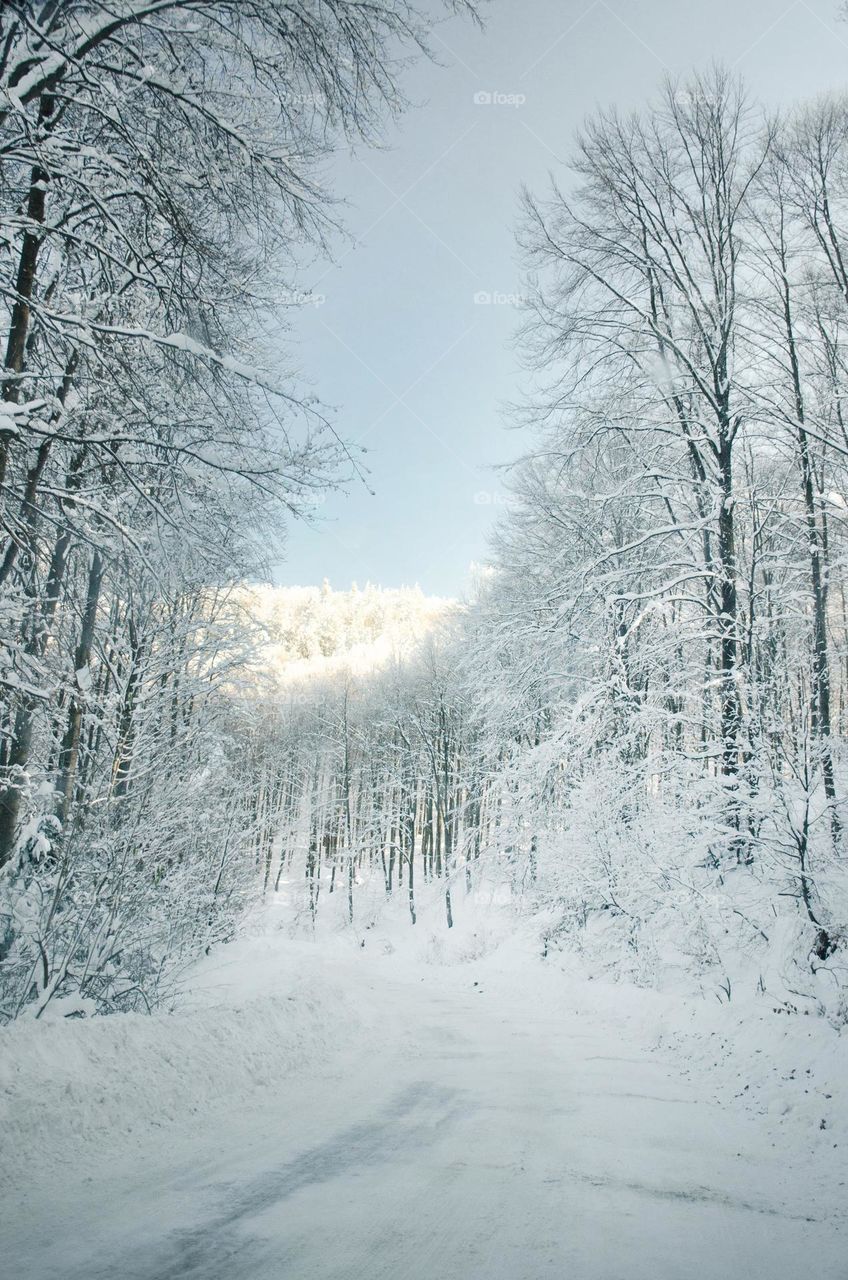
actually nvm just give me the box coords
[656,993,848,1160]
[0,934,365,1199]
[0,882,508,1207]
[343,881,848,1195]
[509,943,848,1195]
[3,882,845,1240]
[280,868,848,1189]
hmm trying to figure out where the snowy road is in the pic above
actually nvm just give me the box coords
[6,953,847,1280]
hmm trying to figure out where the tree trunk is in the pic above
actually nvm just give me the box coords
[55,550,104,826]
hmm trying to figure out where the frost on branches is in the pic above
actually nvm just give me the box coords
[0,0,475,1020]
[243,73,848,1024]
[1,19,847,1030]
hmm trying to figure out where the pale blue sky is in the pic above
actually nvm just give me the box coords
[279,0,848,598]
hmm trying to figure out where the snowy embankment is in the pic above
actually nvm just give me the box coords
[559,965,848,1173]
[0,932,370,1201]
[2,889,846,1278]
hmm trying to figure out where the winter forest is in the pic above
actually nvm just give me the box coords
[3,3,848,1279]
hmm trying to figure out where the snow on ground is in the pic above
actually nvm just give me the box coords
[2,887,847,1279]
[0,933,366,1198]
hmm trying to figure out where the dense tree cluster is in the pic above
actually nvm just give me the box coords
[272,73,848,1012]
[0,0,475,1020]
[497,70,848,992]
[4,29,847,1021]
[247,580,453,664]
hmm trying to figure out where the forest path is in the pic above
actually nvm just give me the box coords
[8,951,846,1280]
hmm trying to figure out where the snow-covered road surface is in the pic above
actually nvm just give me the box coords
[5,944,846,1280]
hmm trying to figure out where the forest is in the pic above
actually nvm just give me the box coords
[4,5,848,1278]
[0,5,846,1033]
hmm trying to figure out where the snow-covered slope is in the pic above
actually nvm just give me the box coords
[2,906,846,1279]
[243,581,455,681]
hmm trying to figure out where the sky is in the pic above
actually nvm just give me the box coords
[278,0,848,599]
